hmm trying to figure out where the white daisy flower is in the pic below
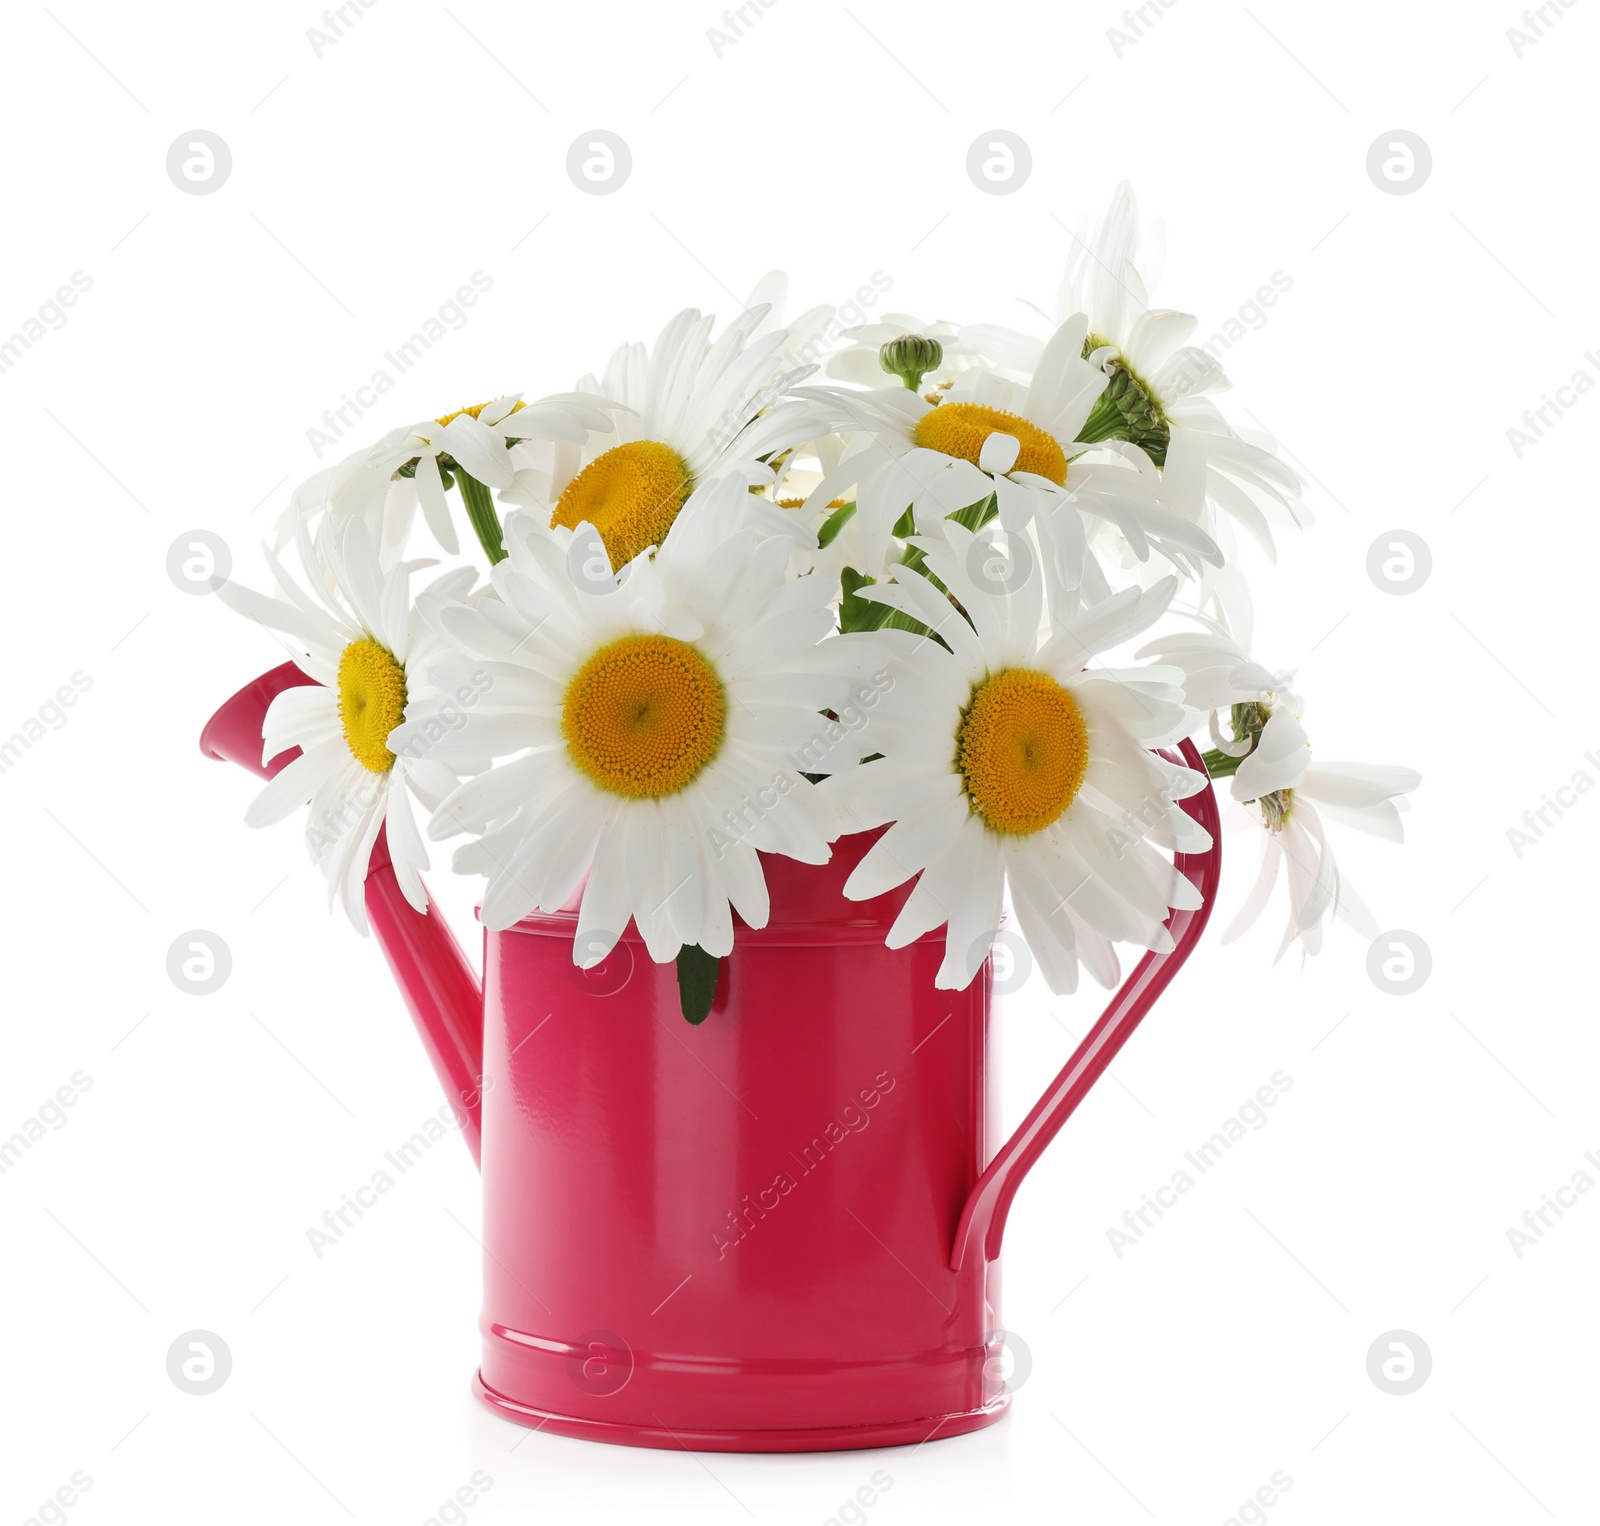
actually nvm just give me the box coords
[273,444,414,568]
[365,394,614,558]
[817,523,1212,994]
[274,395,613,566]
[965,183,1308,596]
[801,314,1219,594]
[742,268,841,377]
[1139,631,1420,956]
[1132,628,1281,714]
[217,520,475,930]
[755,436,862,585]
[407,478,880,962]
[501,305,838,573]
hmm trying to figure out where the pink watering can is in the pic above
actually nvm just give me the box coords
[202,661,1221,1452]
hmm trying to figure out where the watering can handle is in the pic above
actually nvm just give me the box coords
[200,662,486,1165]
[363,834,486,1165]
[949,740,1222,1271]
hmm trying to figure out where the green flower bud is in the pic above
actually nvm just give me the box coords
[879,333,944,391]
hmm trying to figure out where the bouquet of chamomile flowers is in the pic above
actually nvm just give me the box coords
[217,183,1418,1023]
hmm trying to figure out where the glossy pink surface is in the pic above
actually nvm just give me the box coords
[203,668,1221,1451]
[474,834,1005,1447]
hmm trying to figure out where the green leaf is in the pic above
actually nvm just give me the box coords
[838,568,932,639]
[949,493,999,534]
[676,944,721,1024]
[839,567,887,633]
[817,500,857,549]
[840,566,947,645]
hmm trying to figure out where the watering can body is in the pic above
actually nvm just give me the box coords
[474,851,1005,1448]
[203,662,1220,1452]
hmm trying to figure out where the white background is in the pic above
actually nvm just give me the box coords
[1,1,1594,1522]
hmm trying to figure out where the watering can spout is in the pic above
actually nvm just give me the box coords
[200,663,485,1166]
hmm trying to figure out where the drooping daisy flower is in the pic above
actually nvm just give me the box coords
[217,520,475,929]
[501,305,838,573]
[1140,631,1419,956]
[963,183,1308,593]
[802,314,1218,597]
[406,478,878,961]
[365,393,614,557]
[276,395,613,565]
[817,522,1211,994]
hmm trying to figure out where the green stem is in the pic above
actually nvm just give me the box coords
[455,468,506,565]
[1200,747,1243,780]
[950,494,999,534]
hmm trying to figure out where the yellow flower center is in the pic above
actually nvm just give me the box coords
[956,668,1088,835]
[913,402,1068,485]
[337,638,408,774]
[561,634,726,799]
[550,441,693,570]
[435,398,526,429]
